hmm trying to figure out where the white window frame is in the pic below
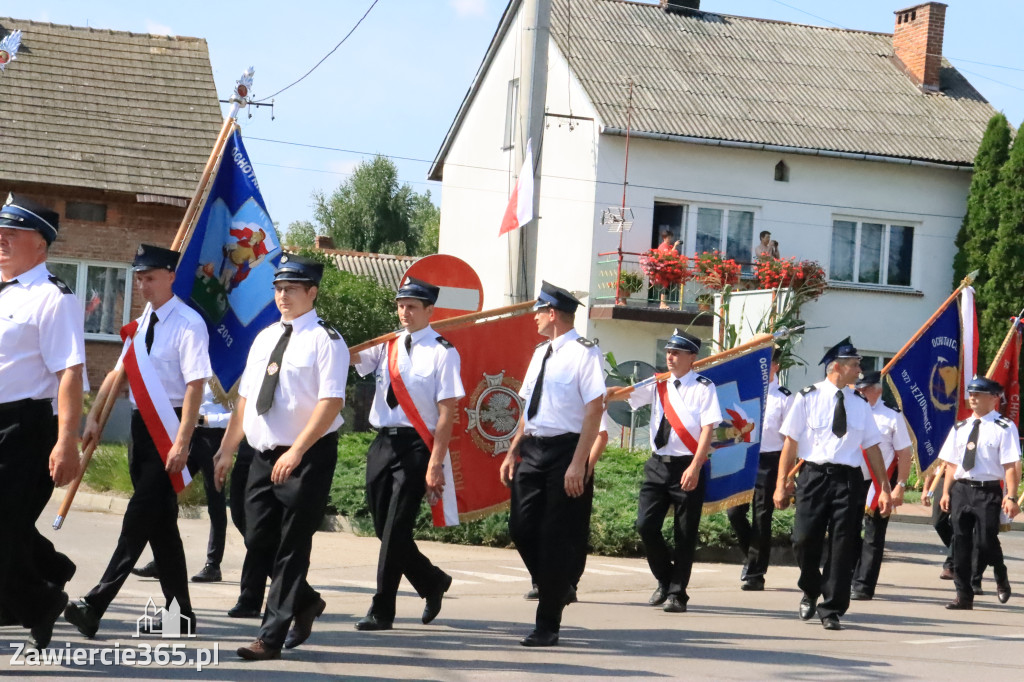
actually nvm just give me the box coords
[47,258,133,342]
[502,78,519,150]
[830,216,916,288]
[682,202,760,263]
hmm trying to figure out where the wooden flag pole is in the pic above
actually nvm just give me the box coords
[348,300,538,355]
[985,310,1024,377]
[53,70,254,531]
[785,272,979,483]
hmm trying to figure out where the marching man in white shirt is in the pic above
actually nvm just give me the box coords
[212,254,349,660]
[351,277,463,632]
[850,371,913,600]
[619,329,721,614]
[775,337,892,631]
[938,375,1020,610]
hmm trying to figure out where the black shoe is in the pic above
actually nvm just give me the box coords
[564,585,578,606]
[355,613,393,631]
[997,579,1011,604]
[524,583,539,600]
[850,591,872,601]
[422,573,453,625]
[972,583,984,596]
[191,563,222,583]
[821,614,841,631]
[520,630,559,647]
[939,567,955,580]
[663,595,686,613]
[285,597,326,648]
[64,599,100,639]
[0,605,16,627]
[27,591,68,650]
[799,595,816,621]
[131,561,159,579]
[740,578,764,592]
[648,584,669,606]
[227,601,262,618]
[945,598,973,610]
[237,638,281,661]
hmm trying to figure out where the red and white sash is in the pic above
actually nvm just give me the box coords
[864,449,895,513]
[387,338,459,527]
[655,380,702,454]
[119,310,192,493]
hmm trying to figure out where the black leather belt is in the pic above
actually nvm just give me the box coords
[0,398,50,413]
[760,450,783,457]
[653,454,694,464]
[956,479,1003,491]
[524,433,579,445]
[379,426,419,437]
[804,461,860,476]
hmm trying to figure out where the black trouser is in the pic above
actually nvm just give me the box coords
[246,432,337,649]
[574,473,596,588]
[510,433,589,634]
[365,428,448,621]
[726,450,780,582]
[85,410,193,620]
[0,400,67,628]
[932,501,985,584]
[230,440,269,610]
[636,454,706,604]
[950,479,1008,602]
[792,461,865,620]
[852,471,896,597]
[187,426,228,566]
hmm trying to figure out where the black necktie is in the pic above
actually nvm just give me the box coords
[386,335,413,409]
[255,323,292,416]
[526,345,553,420]
[145,312,159,354]
[654,379,682,450]
[963,418,981,471]
[0,279,18,293]
[832,390,847,438]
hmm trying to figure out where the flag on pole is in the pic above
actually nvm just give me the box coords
[173,130,282,397]
[989,317,1022,426]
[958,285,978,420]
[498,139,534,236]
[697,344,773,513]
[118,313,192,493]
[884,298,966,473]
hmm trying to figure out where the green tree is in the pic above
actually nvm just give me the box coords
[313,155,416,256]
[410,191,441,255]
[980,126,1024,368]
[952,114,1011,295]
[298,249,396,346]
[283,220,317,248]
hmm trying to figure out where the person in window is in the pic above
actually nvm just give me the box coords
[657,230,680,254]
[756,231,779,259]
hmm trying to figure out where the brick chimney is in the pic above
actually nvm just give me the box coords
[892,2,947,92]
[660,0,700,10]
[314,235,335,250]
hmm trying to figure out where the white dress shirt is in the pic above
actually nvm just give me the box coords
[198,382,232,429]
[355,324,465,430]
[761,379,793,452]
[780,379,882,468]
[0,262,87,406]
[629,369,723,456]
[519,329,605,437]
[239,309,349,451]
[122,296,212,408]
[859,400,913,480]
[938,410,1021,482]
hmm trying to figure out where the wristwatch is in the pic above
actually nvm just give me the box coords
[896,481,907,489]
[197,414,207,427]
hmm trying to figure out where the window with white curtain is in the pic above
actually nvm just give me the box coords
[830,219,914,287]
[47,259,132,340]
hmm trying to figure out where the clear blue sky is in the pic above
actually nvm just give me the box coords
[7,1,1023,232]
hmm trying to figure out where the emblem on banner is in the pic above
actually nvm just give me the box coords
[464,371,523,456]
[929,356,959,411]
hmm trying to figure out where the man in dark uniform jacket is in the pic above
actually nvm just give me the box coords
[500,281,605,647]
[0,194,86,650]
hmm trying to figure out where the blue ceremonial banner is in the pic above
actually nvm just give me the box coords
[173,130,282,395]
[884,302,962,473]
[699,344,773,513]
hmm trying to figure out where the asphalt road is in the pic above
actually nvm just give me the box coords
[3,499,1023,680]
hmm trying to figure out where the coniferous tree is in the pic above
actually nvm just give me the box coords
[979,124,1024,368]
[952,114,1011,297]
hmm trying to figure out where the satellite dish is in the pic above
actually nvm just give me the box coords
[606,360,655,428]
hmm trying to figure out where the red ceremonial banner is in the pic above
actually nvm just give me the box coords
[443,313,541,521]
[990,319,1022,426]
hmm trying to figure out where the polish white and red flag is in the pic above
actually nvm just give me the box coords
[498,139,534,237]
[958,286,978,420]
[118,309,192,493]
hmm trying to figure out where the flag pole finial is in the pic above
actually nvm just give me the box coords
[964,269,980,286]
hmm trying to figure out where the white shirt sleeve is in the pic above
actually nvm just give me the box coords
[355,344,384,378]
[179,319,212,385]
[700,383,723,427]
[892,413,913,451]
[237,339,264,401]
[937,428,958,465]
[315,332,350,401]
[578,349,607,406]
[435,347,465,402]
[780,392,807,441]
[1000,421,1022,466]
[627,381,655,410]
[859,402,883,449]
[39,291,87,373]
